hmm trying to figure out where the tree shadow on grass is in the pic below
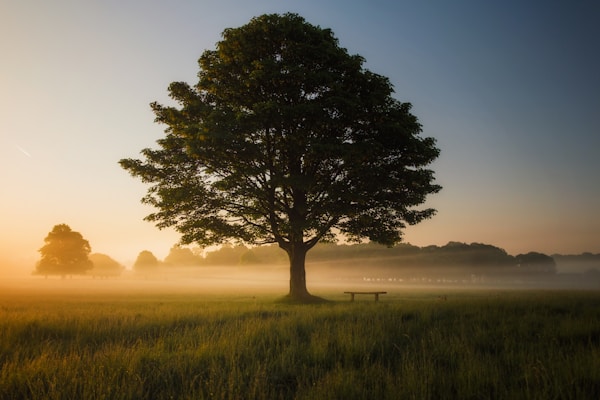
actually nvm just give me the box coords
[275,293,331,304]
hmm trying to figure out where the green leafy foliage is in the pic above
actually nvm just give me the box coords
[120,13,440,298]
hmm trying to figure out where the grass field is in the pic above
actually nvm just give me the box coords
[1,278,599,399]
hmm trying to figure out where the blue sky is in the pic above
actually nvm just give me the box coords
[1,0,599,270]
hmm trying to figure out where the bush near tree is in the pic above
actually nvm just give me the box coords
[89,253,125,278]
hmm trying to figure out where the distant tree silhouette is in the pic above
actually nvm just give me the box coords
[133,250,160,272]
[422,242,515,267]
[204,245,249,266]
[516,252,556,274]
[35,224,93,278]
[164,245,203,266]
[89,253,125,278]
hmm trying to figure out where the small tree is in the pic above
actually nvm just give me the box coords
[120,13,441,301]
[164,245,203,267]
[36,224,93,278]
[133,250,160,272]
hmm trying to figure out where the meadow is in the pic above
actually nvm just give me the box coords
[1,278,599,399]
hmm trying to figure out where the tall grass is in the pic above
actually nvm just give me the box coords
[1,287,599,399]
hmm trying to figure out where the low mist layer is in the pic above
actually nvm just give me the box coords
[4,241,599,295]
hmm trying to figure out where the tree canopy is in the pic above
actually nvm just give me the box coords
[89,253,125,277]
[164,245,203,267]
[133,250,160,271]
[119,13,441,301]
[35,224,93,277]
[516,252,557,274]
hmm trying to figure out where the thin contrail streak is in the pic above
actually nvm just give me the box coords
[15,145,31,157]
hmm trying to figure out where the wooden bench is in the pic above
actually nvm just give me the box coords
[344,291,387,302]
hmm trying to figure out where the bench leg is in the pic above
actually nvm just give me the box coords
[375,293,379,301]
[350,293,355,302]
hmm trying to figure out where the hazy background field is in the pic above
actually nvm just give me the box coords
[4,239,599,298]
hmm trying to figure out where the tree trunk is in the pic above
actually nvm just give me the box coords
[287,242,310,300]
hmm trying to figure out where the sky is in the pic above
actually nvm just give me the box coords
[1,0,599,272]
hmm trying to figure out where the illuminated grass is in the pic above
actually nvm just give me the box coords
[1,288,599,399]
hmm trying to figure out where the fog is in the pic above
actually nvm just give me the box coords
[2,258,599,302]
[0,265,283,298]
[2,241,599,297]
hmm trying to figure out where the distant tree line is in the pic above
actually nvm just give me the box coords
[133,241,571,277]
[35,224,597,280]
[305,242,559,277]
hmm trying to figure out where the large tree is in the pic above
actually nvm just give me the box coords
[36,224,93,278]
[120,13,441,301]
